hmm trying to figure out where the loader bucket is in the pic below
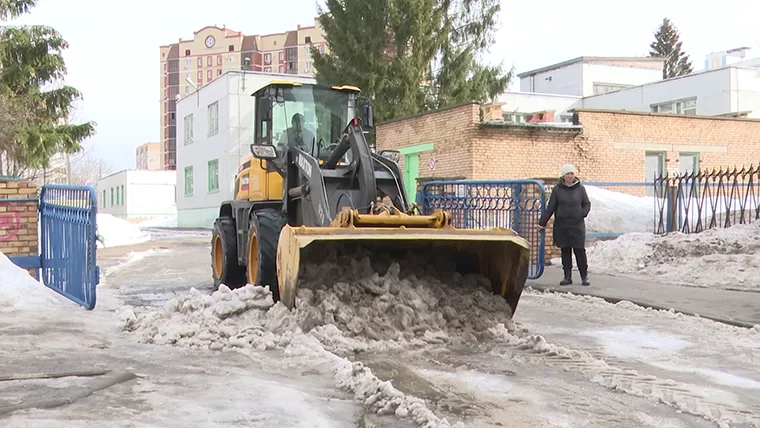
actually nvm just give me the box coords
[275,225,531,316]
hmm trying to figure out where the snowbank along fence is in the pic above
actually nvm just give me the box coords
[1,176,100,310]
[421,179,547,279]
[653,165,760,234]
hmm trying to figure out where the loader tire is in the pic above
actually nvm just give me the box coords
[246,209,286,302]
[211,217,246,291]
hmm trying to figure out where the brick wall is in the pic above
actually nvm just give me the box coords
[376,103,481,180]
[375,105,760,262]
[0,179,39,276]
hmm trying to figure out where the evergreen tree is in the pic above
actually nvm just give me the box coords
[311,0,511,124]
[649,18,693,79]
[0,0,95,176]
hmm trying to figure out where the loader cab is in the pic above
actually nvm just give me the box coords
[250,82,370,170]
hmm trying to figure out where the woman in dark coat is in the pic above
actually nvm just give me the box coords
[538,164,592,286]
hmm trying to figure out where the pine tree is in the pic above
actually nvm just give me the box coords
[649,18,693,79]
[310,0,511,124]
[0,0,95,176]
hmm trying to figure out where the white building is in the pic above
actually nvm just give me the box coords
[497,92,581,123]
[175,70,316,228]
[96,170,177,222]
[580,66,760,118]
[517,56,665,97]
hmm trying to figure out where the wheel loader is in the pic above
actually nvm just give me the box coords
[210,81,531,315]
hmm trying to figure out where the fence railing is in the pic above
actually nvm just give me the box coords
[421,180,546,279]
[653,166,760,235]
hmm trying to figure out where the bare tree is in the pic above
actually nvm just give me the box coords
[68,150,113,186]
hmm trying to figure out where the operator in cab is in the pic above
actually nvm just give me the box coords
[279,113,315,152]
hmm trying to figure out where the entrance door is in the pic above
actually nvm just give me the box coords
[403,154,419,203]
[645,152,665,197]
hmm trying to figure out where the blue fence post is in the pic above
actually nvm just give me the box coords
[512,183,522,235]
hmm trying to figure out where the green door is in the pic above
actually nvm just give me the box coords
[404,154,419,203]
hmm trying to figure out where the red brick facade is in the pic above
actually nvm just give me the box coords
[0,179,39,276]
[376,104,760,261]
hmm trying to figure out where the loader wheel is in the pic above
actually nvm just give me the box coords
[211,217,246,290]
[246,209,286,301]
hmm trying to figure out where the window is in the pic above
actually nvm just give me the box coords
[264,67,271,72]
[651,98,697,116]
[207,101,219,136]
[185,58,191,69]
[120,185,125,205]
[304,46,310,54]
[305,61,311,70]
[197,70,202,82]
[185,49,191,56]
[319,45,324,53]
[185,72,191,81]
[184,114,193,145]
[184,166,194,196]
[217,69,222,76]
[217,55,222,65]
[110,187,114,205]
[279,65,284,73]
[207,159,219,192]
[207,56,212,66]
[207,69,212,79]
[102,190,106,207]
[305,36,311,43]
[197,57,203,67]
[279,52,284,61]
[228,45,234,52]
[264,53,271,64]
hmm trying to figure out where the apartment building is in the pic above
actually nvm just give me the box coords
[135,142,161,170]
[159,19,327,170]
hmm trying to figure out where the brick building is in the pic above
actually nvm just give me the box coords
[376,103,760,200]
[0,178,38,277]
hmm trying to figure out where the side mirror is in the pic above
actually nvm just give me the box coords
[377,149,400,163]
[257,96,272,122]
[250,144,278,160]
[361,104,374,130]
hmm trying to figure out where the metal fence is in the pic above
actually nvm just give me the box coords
[653,166,760,234]
[421,180,546,279]
[39,184,100,309]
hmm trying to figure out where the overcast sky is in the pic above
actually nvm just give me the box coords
[10,0,760,171]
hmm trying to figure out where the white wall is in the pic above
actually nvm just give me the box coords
[96,170,127,218]
[175,71,316,228]
[580,67,760,118]
[497,92,581,120]
[518,61,663,97]
[126,170,176,218]
[520,62,584,96]
[582,64,661,95]
[96,170,176,220]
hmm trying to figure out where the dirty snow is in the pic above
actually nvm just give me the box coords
[575,221,760,290]
[0,251,65,311]
[122,246,522,428]
[517,290,760,427]
[96,213,151,248]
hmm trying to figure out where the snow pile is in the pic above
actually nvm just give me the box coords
[136,215,178,228]
[582,184,760,235]
[584,186,654,234]
[0,251,64,311]
[122,246,522,427]
[581,221,760,290]
[97,213,151,248]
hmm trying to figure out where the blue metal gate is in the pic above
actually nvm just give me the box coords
[421,180,547,279]
[39,184,100,309]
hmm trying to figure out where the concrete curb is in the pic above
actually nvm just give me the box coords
[527,285,756,330]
